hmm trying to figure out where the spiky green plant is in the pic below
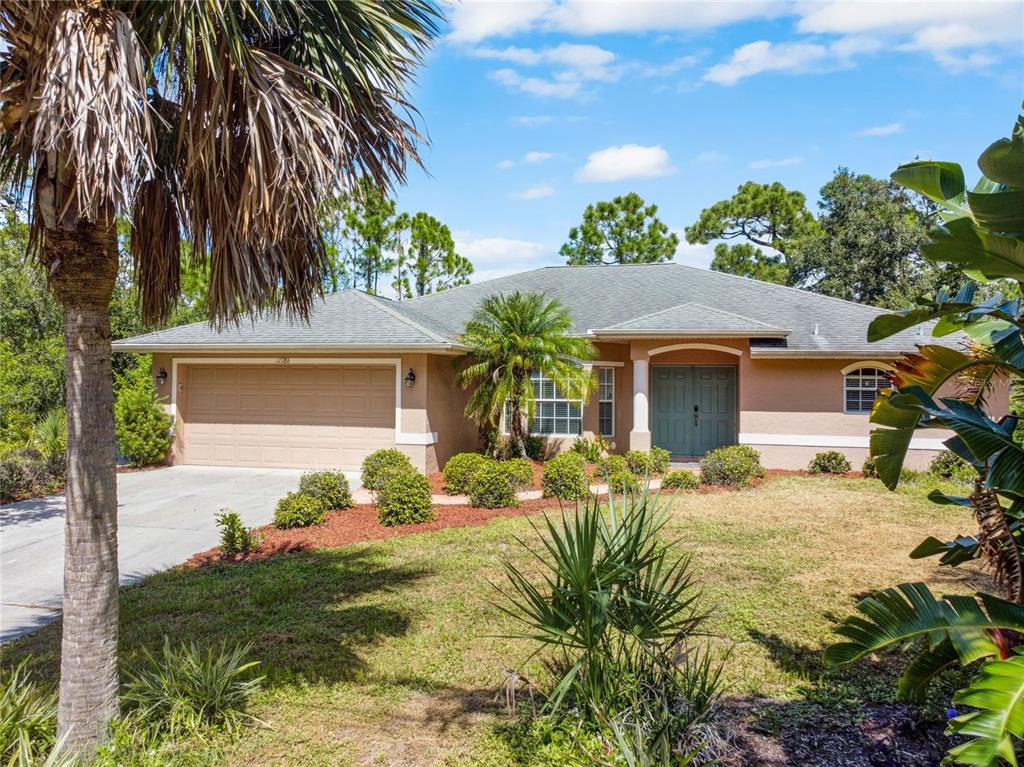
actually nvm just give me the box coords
[0,661,57,763]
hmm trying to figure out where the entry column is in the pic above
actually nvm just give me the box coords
[630,353,651,451]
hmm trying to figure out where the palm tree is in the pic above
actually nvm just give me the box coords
[0,0,439,752]
[456,292,595,458]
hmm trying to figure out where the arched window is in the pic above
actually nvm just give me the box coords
[843,366,891,414]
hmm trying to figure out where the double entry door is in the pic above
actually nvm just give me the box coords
[650,365,737,457]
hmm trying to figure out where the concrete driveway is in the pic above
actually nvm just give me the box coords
[0,465,356,642]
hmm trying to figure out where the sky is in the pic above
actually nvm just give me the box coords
[388,0,1024,283]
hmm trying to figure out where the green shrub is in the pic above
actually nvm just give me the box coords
[661,469,699,490]
[215,510,263,557]
[928,450,976,483]
[28,409,66,460]
[0,660,57,763]
[649,447,671,474]
[377,471,434,526]
[595,454,629,478]
[542,451,590,500]
[524,435,546,461]
[442,452,490,494]
[468,462,519,509]
[501,457,535,489]
[273,492,327,529]
[121,637,263,736]
[299,470,353,510]
[899,467,926,485]
[606,469,640,494]
[571,436,603,463]
[114,367,173,468]
[360,448,414,491]
[700,445,765,488]
[0,448,64,503]
[808,450,852,475]
[625,450,653,475]
[861,456,879,478]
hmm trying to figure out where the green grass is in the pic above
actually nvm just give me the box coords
[5,475,988,766]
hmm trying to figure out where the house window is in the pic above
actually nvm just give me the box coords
[598,367,614,436]
[506,371,582,436]
[844,367,891,413]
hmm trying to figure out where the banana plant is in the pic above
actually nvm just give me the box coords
[825,105,1024,766]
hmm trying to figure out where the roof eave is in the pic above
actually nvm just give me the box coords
[748,348,908,358]
[588,330,790,339]
[111,342,468,355]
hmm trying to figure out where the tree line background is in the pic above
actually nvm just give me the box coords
[3,165,1006,450]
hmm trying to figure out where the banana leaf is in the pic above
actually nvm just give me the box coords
[922,218,1024,281]
[967,189,1024,235]
[910,534,979,566]
[978,111,1024,189]
[946,652,1024,766]
[891,160,970,220]
[868,282,977,341]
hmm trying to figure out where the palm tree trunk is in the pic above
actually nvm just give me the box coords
[46,220,120,754]
[508,401,528,458]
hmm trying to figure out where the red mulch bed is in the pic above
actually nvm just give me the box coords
[187,497,572,567]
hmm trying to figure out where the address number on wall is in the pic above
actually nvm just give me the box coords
[275,357,291,364]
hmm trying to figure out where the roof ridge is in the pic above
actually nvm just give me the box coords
[351,290,454,344]
[596,300,784,331]
[404,265,554,305]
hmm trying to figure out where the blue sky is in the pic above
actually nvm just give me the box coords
[388,0,1024,283]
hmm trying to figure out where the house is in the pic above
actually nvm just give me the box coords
[113,263,1009,473]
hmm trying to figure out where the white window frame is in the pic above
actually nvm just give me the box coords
[598,367,615,437]
[842,364,893,414]
[502,370,583,437]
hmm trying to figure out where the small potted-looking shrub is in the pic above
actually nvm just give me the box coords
[606,469,640,495]
[274,492,327,529]
[377,471,435,526]
[299,470,353,510]
[468,461,519,508]
[216,509,263,556]
[442,452,490,494]
[625,449,652,475]
[541,451,590,500]
[595,454,629,479]
[662,469,699,491]
[361,448,414,491]
[808,451,852,475]
[501,457,535,489]
[700,445,765,489]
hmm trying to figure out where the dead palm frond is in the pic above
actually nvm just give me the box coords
[0,0,441,324]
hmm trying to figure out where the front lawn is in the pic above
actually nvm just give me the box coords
[7,475,988,766]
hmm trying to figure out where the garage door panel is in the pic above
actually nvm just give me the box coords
[183,364,396,469]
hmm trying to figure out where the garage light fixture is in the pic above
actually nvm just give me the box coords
[404,368,416,388]
[155,367,168,386]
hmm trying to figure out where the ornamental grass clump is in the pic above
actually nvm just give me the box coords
[808,450,852,475]
[541,451,590,500]
[0,660,57,764]
[377,471,434,526]
[700,445,764,488]
[442,452,490,494]
[273,492,326,529]
[360,448,414,492]
[121,638,263,738]
[299,470,353,510]
[499,487,723,762]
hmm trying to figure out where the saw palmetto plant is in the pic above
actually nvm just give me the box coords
[0,0,440,753]
[824,106,1024,766]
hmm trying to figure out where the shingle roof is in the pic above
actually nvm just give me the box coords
[114,263,944,356]
[592,302,787,336]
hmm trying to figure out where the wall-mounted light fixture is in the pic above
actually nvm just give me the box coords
[155,368,168,386]
[404,368,416,388]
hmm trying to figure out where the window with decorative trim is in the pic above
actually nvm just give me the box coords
[504,371,582,436]
[598,367,614,436]
[844,367,891,413]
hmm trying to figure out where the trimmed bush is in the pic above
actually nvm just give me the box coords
[468,462,519,508]
[216,510,263,556]
[662,469,700,490]
[571,436,603,463]
[700,445,765,488]
[114,367,173,467]
[929,450,976,483]
[361,448,414,491]
[273,492,327,529]
[649,447,671,474]
[808,450,852,475]
[377,471,435,526]
[443,452,490,494]
[299,470,353,510]
[501,457,535,489]
[542,451,590,500]
[625,449,653,475]
[595,454,629,478]
[606,469,640,494]
[861,456,879,478]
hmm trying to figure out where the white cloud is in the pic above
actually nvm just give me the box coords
[858,122,904,137]
[694,150,729,164]
[524,151,557,163]
[472,43,618,80]
[640,54,703,77]
[515,115,554,127]
[576,144,676,182]
[673,240,716,270]
[510,184,556,200]
[496,159,516,170]
[446,2,551,44]
[749,156,803,169]
[490,68,581,98]
[704,40,829,85]
[453,231,555,282]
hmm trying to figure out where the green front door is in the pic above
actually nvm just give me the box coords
[651,365,736,457]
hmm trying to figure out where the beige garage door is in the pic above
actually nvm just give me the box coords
[182,364,395,469]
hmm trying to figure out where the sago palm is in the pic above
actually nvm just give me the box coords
[455,291,595,458]
[0,0,439,752]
